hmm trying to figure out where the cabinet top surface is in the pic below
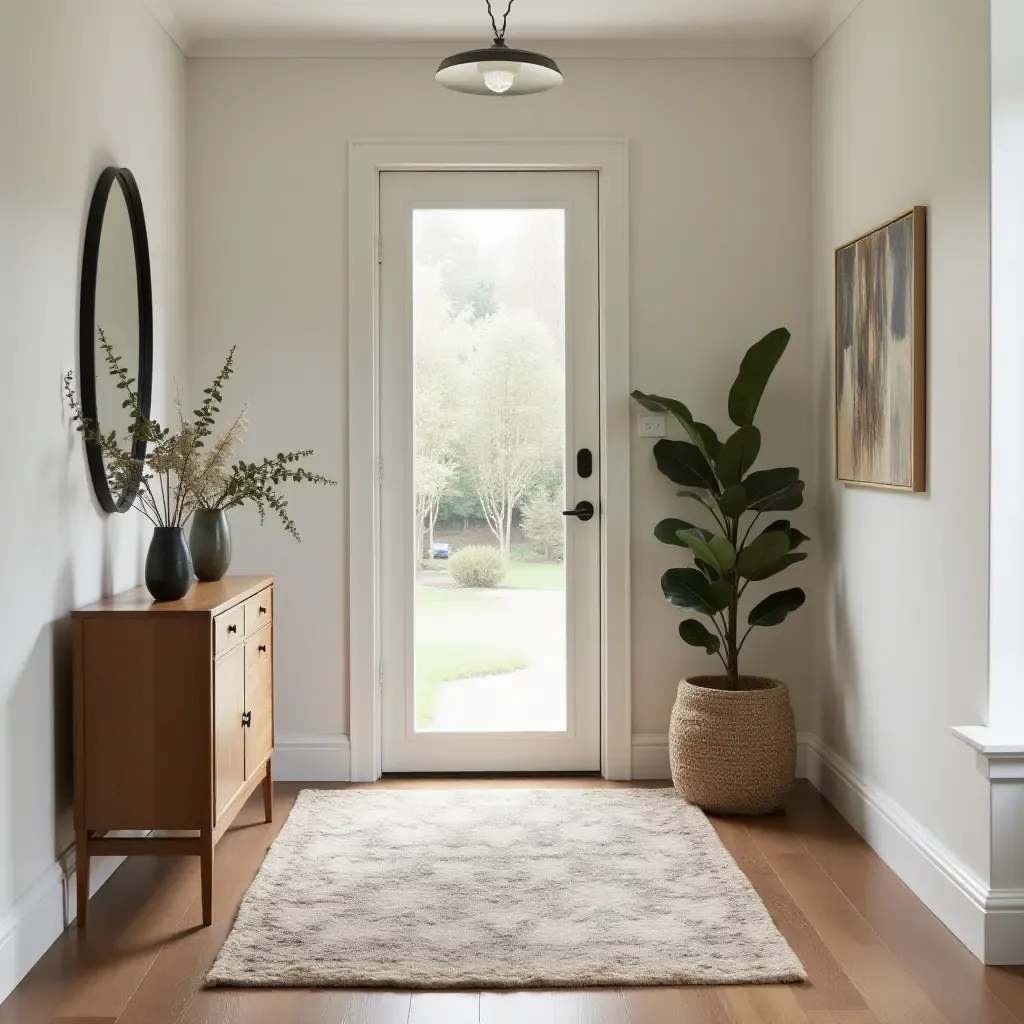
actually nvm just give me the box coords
[72,576,273,617]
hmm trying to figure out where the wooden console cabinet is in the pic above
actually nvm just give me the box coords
[71,575,275,927]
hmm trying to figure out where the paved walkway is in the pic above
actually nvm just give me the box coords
[428,589,567,733]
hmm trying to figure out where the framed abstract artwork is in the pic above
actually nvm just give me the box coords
[835,206,927,491]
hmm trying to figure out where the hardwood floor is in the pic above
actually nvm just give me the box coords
[4,778,1024,1024]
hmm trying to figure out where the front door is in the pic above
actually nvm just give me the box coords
[378,170,600,772]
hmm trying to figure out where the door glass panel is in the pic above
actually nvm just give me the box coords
[413,209,566,732]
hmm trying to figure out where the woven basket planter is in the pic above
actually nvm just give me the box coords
[668,676,796,815]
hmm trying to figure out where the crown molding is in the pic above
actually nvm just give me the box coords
[137,0,190,52]
[809,0,864,54]
[186,34,811,61]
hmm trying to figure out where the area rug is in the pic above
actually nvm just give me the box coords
[207,788,805,988]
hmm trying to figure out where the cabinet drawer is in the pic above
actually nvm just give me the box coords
[245,655,273,778]
[244,587,273,636]
[214,604,245,656]
[245,623,272,670]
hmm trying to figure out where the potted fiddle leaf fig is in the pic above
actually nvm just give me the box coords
[632,326,808,814]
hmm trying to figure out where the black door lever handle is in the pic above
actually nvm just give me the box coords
[562,500,595,522]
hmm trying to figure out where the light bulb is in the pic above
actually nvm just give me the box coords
[484,69,515,93]
[478,60,521,94]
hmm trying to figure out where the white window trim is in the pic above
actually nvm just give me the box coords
[347,138,631,782]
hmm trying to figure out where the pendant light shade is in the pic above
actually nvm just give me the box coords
[436,2,562,96]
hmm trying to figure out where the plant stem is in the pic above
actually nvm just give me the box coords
[726,514,740,689]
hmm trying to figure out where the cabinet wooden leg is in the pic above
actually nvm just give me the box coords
[262,755,274,824]
[75,831,90,928]
[200,829,214,927]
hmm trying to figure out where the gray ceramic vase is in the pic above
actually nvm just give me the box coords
[190,508,233,582]
[145,527,193,602]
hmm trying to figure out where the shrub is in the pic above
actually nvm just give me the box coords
[449,546,506,588]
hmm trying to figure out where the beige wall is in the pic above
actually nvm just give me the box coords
[811,0,991,881]
[186,54,814,746]
[0,0,186,998]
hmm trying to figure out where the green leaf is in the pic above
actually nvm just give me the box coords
[632,391,717,467]
[718,484,748,519]
[677,529,725,574]
[708,535,737,572]
[677,490,722,518]
[736,530,792,579]
[655,518,711,547]
[788,527,810,549]
[742,467,799,506]
[693,422,722,461]
[746,551,808,581]
[747,588,806,628]
[662,568,724,616]
[709,580,735,611]
[679,619,721,655]
[762,519,810,550]
[754,481,805,513]
[676,528,717,564]
[715,426,762,487]
[653,440,718,492]
[728,327,791,427]
[694,558,722,581]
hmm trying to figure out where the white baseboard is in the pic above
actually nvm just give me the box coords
[630,734,670,779]
[797,733,1012,963]
[631,730,1024,963]
[275,734,352,782]
[0,830,145,1006]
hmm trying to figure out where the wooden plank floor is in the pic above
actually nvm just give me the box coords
[4,778,1024,1024]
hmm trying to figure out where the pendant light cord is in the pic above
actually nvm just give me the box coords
[485,0,515,42]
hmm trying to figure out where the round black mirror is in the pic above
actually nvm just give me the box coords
[79,167,153,513]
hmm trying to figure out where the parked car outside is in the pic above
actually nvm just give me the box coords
[431,542,451,560]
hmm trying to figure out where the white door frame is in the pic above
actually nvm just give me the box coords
[347,139,630,782]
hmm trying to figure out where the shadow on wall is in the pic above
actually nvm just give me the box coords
[0,420,146,926]
[814,336,862,758]
[2,571,75,918]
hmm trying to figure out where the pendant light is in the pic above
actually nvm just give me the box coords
[435,0,563,97]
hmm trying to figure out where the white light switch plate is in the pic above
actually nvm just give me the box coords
[637,413,667,438]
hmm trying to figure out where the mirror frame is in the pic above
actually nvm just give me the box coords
[79,167,154,513]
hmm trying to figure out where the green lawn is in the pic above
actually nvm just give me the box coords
[414,586,529,728]
[413,559,564,728]
[500,560,565,590]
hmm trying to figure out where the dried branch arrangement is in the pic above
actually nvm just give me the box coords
[65,333,336,537]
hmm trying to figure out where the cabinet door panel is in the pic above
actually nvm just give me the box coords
[245,655,273,778]
[215,644,246,819]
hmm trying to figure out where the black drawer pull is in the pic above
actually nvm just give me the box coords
[242,711,252,728]
[227,624,237,634]
[259,606,267,615]
[258,644,267,654]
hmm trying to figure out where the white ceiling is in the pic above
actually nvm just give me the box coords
[143,0,863,56]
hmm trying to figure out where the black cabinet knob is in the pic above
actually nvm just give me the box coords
[258,644,267,654]
[227,624,237,634]
[242,711,252,728]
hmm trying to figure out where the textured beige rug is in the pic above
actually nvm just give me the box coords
[207,789,804,989]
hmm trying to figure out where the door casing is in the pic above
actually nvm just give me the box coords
[347,139,630,782]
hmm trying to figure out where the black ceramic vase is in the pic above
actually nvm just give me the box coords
[189,509,232,582]
[145,527,194,602]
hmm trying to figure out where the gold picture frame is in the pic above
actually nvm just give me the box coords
[834,206,927,492]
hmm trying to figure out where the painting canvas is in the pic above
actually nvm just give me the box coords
[835,207,926,491]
